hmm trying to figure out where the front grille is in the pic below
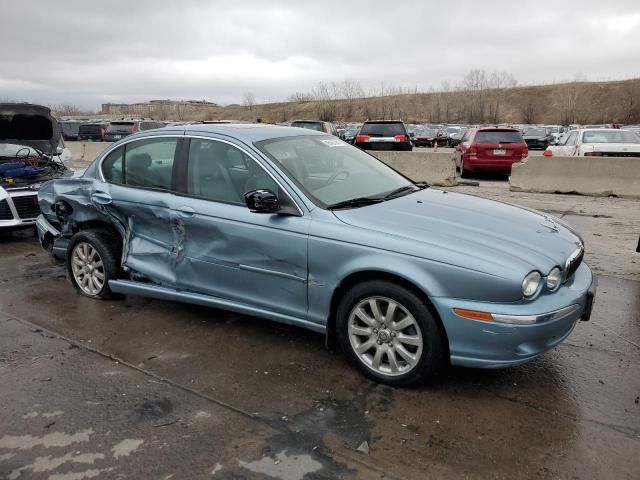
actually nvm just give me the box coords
[565,245,584,280]
[11,195,40,220]
[0,199,13,220]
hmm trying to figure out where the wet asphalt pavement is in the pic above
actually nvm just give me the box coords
[1,184,639,480]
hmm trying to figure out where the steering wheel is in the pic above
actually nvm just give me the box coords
[326,170,350,185]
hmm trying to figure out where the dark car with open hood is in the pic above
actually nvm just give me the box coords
[0,103,72,230]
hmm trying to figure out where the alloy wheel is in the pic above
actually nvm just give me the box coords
[347,296,423,377]
[71,242,106,296]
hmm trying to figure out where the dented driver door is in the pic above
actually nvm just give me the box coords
[173,137,310,320]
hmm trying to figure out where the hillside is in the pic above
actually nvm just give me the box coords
[96,78,640,125]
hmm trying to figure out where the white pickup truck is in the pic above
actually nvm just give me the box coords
[544,128,640,157]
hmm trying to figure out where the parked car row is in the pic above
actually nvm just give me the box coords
[59,119,166,142]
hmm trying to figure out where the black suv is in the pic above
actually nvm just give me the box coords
[354,120,413,151]
[78,123,105,141]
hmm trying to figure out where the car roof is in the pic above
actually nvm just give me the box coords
[145,123,329,143]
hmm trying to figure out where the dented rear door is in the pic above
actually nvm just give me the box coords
[97,136,183,286]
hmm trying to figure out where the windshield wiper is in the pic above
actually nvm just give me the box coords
[381,183,427,200]
[327,197,384,210]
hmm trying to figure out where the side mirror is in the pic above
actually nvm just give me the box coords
[244,189,280,214]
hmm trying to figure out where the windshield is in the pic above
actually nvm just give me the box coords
[0,143,37,158]
[256,136,414,207]
[582,130,640,144]
[60,123,80,135]
[291,122,323,131]
[526,128,547,136]
[418,128,437,136]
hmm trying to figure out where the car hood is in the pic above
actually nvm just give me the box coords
[332,188,582,276]
[0,103,60,155]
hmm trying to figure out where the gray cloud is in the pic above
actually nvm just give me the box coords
[1,0,639,109]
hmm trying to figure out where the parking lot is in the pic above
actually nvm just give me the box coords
[1,174,638,480]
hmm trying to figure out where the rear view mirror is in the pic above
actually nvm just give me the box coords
[244,189,280,213]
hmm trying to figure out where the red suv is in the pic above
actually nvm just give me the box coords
[454,127,528,177]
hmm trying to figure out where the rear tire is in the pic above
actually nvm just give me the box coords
[460,158,472,178]
[336,280,446,387]
[66,230,121,299]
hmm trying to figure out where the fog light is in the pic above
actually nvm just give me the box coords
[522,271,541,298]
[546,267,562,291]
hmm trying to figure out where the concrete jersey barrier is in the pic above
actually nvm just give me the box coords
[369,151,457,187]
[510,155,640,199]
[66,142,110,167]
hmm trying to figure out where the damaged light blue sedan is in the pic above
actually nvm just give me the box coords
[36,124,596,386]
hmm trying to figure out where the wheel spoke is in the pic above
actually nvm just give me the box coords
[369,299,382,323]
[94,271,105,281]
[393,315,414,331]
[385,301,397,323]
[93,260,103,269]
[387,348,400,373]
[372,347,384,369]
[395,344,418,366]
[349,325,372,337]
[355,339,375,354]
[397,333,421,347]
[354,307,376,327]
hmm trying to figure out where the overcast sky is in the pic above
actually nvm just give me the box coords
[1,1,639,110]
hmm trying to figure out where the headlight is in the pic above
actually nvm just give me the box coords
[522,271,541,298]
[546,267,562,291]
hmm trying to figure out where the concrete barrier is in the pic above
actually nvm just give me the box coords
[510,156,640,199]
[369,151,457,186]
[66,142,110,167]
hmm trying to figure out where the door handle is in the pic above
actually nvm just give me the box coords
[176,206,195,217]
[91,191,112,205]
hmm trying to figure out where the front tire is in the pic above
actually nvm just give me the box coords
[336,281,445,386]
[67,231,121,299]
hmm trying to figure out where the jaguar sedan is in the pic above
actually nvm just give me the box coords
[36,124,596,386]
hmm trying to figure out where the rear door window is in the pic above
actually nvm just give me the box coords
[474,131,523,144]
[101,138,178,190]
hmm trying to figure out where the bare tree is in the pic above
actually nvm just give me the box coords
[619,81,640,123]
[312,82,338,121]
[520,97,538,124]
[243,92,256,111]
[288,92,314,103]
[50,103,87,116]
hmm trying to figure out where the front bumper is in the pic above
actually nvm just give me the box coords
[434,262,596,368]
[0,189,41,230]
